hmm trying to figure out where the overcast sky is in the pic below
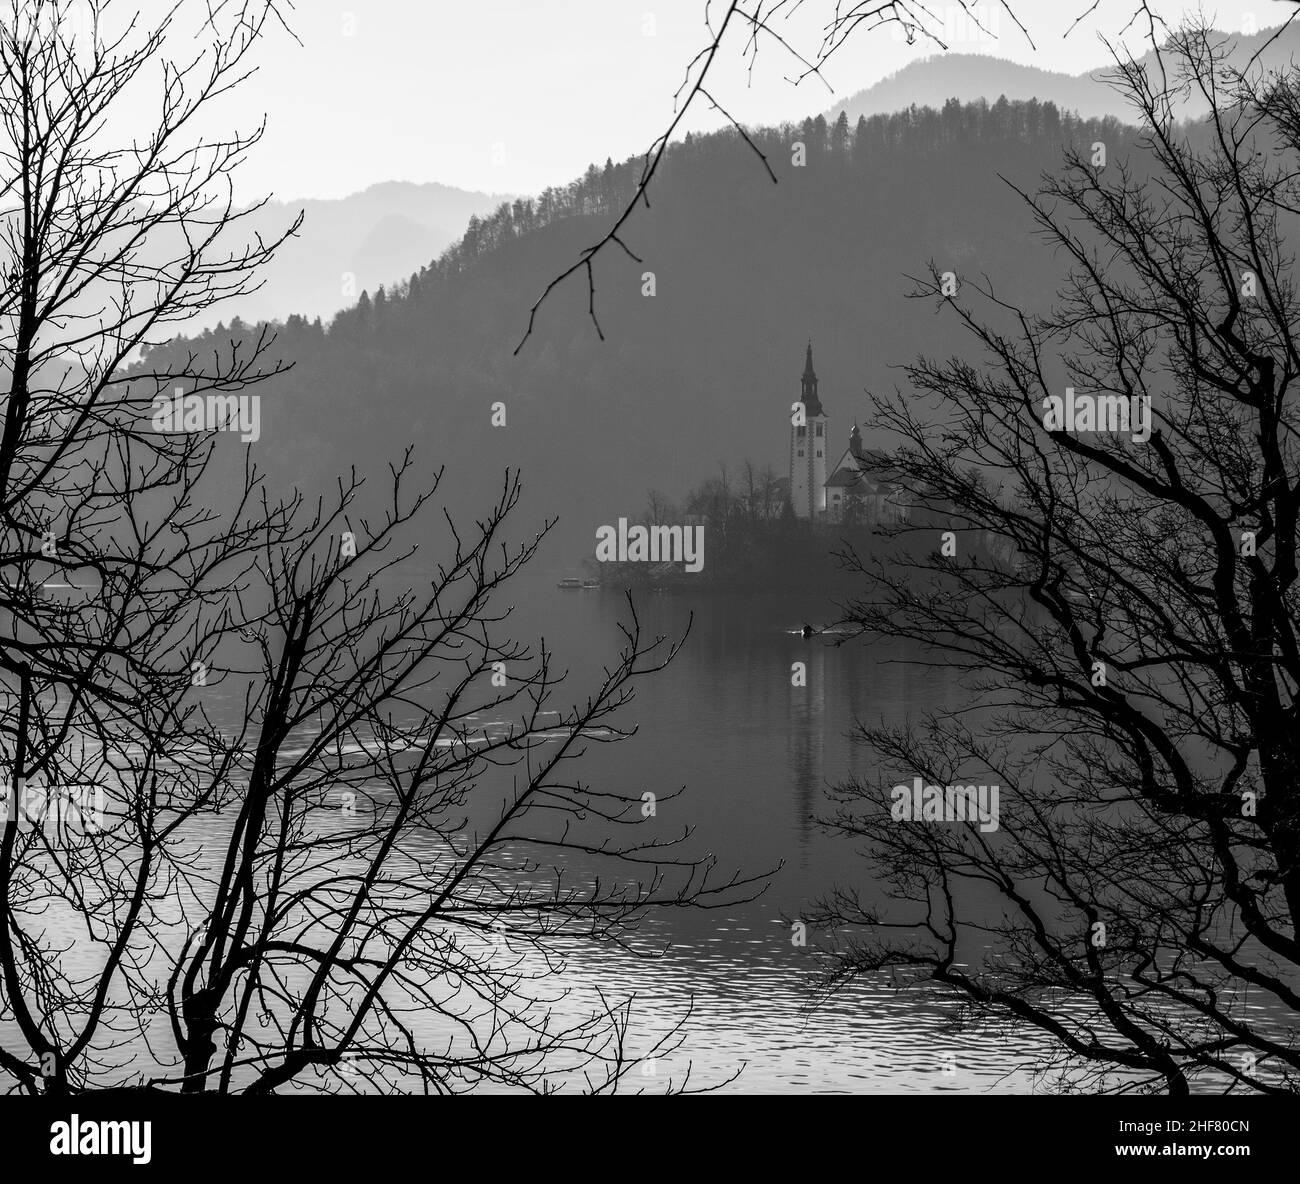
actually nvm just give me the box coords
[135,0,1300,201]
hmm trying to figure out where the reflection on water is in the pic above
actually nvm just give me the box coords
[4,580,1068,1093]
[469,584,1052,1092]
[486,913,1047,1095]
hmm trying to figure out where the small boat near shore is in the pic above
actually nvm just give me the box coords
[557,577,583,589]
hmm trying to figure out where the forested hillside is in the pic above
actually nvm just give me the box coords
[142,98,1145,565]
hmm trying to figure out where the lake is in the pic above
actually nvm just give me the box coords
[442,577,1054,1093]
[3,571,1067,1094]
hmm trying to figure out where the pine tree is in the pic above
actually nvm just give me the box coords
[831,110,850,158]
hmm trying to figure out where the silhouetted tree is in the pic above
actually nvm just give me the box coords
[815,24,1300,1095]
[0,0,757,1098]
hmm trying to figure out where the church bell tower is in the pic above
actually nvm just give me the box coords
[789,339,828,518]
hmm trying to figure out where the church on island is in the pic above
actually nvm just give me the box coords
[786,341,908,524]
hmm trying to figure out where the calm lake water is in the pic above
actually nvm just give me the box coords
[6,575,1070,1094]
[427,577,1052,1094]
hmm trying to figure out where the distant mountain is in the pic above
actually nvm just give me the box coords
[196,180,511,331]
[829,55,1126,125]
[827,21,1300,125]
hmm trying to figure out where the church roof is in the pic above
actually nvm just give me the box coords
[827,449,906,491]
[825,466,865,489]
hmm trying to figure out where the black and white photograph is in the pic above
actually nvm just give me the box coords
[1,0,1297,1168]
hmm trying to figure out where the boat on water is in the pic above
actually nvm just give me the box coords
[581,579,599,590]
[557,577,583,589]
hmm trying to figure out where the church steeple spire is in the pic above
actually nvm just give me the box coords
[789,338,828,520]
[800,338,824,417]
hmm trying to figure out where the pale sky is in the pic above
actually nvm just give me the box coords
[109,0,1300,201]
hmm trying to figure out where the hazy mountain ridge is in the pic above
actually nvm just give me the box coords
[828,20,1300,125]
[193,180,512,331]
